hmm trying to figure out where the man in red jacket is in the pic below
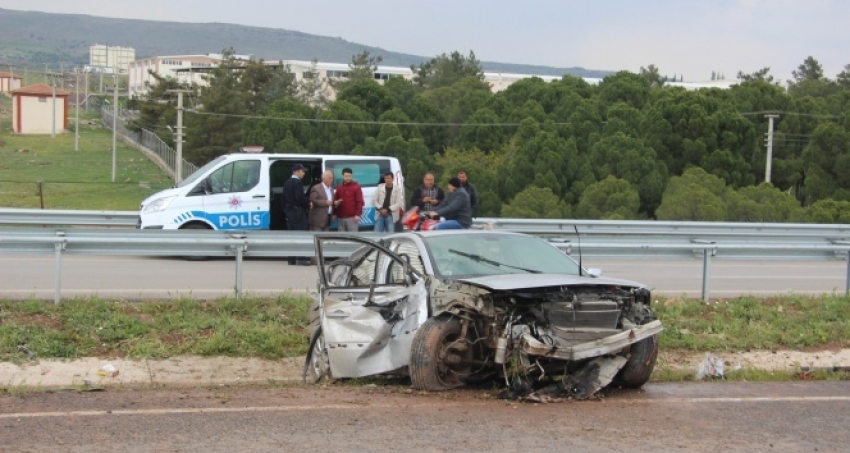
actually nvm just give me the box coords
[333,167,364,232]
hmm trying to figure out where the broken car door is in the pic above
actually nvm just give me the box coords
[316,236,427,378]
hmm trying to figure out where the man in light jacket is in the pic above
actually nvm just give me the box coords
[372,172,405,233]
[309,170,340,232]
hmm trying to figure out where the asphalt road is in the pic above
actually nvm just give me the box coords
[0,382,848,452]
[0,254,848,300]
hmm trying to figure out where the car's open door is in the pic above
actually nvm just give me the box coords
[315,235,427,378]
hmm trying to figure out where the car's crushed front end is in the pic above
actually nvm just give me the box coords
[429,275,662,400]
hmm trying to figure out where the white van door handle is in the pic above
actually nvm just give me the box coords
[252,194,266,199]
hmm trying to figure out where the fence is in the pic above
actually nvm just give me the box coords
[100,107,198,181]
[2,211,850,303]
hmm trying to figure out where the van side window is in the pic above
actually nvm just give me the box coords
[326,160,391,188]
[208,160,261,194]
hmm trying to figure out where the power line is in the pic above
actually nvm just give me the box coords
[739,110,841,119]
[186,110,574,127]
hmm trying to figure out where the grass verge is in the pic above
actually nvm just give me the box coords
[1,294,849,383]
[0,295,312,362]
[653,294,850,350]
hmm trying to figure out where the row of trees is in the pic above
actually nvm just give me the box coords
[130,51,850,221]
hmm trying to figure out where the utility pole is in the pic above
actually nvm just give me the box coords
[84,70,88,112]
[167,89,191,182]
[764,114,779,183]
[111,73,118,182]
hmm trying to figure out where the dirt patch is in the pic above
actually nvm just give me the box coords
[659,348,850,372]
[1,355,304,388]
[3,349,850,390]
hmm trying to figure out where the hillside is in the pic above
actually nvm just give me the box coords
[0,7,611,78]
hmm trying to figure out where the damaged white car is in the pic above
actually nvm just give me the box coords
[304,231,662,398]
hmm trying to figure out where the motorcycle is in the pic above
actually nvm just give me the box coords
[401,206,441,231]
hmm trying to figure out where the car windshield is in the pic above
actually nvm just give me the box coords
[421,233,581,278]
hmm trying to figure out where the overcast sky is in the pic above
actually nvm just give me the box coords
[4,0,847,82]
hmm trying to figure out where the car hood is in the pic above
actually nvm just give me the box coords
[455,273,646,291]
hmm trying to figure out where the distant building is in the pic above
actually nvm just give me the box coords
[129,55,737,99]
[0,71,23,93]
[11,83,69,134]
[90,44,136,73]
[128,54,237,97]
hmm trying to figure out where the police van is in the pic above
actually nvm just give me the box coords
[138,149,403,230]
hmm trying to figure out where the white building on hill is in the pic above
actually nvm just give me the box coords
[128,55,737,98]
[90,45,136,73]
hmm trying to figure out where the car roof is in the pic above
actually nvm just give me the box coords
[405,229,530,239]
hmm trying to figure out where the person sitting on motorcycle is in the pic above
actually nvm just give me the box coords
[428,177,473,230]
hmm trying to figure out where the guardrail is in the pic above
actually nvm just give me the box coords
[1,225,849,304]
[0,208,138,227]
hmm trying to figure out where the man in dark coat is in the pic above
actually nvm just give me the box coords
[429,177,472,229]
[457,169,480,217]
[281,163,312,264]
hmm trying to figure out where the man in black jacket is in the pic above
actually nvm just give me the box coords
[281,164,312,265]
[428,177,472,229]
[457,169,480,217]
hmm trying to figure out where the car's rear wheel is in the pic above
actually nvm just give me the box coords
[303,328,331,384]
[614,334,659,388]
[409,316,472,391]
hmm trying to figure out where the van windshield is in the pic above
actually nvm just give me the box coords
[177,155,228,188]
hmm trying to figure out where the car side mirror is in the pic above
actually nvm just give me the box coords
[188,181,207,196]
[586,267,603,278]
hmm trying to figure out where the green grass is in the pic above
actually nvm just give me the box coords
[653,295,850,350]
[0,97,173,210]
[0,295,313,362]
[2,294,849,363]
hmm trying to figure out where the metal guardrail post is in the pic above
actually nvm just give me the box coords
[693,240,716,302]
[54,232,66,304]
[844,252,850,294]
[232,234,247,299]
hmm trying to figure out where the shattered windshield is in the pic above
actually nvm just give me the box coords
[422,233,581,278]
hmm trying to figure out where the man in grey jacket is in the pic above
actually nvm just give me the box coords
[428,177,473,229]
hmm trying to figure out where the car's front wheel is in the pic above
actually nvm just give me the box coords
[303,328,332,384]
[409,315,472,391]
[614,334,659,388]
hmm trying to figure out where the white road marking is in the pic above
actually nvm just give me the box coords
[0,404,399,419]
[0,289,311,294]
[647,396,850,404]
[2,396,849,419]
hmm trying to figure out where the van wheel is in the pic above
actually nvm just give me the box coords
[180,223,211,260]
[181,223,210,230]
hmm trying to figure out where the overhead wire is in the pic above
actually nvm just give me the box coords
[186,110,573,127]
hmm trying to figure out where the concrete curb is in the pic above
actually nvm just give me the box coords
[1,356,305,389]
